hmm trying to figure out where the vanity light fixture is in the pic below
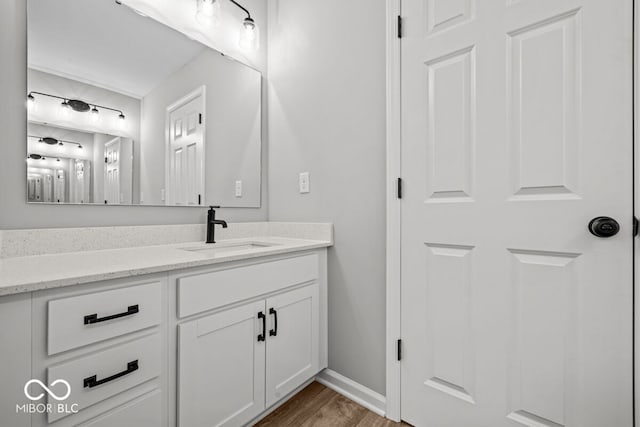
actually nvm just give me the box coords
[196,0,221,26]
[194,0,258,50]
[27,92,126,123]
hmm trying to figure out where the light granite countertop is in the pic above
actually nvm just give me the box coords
[0,236,332,296]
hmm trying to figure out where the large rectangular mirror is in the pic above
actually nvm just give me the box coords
[26,0,262,207]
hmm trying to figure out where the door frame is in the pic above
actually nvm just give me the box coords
[164,85,206,206]
[384,0,637,423]
[385,0,402,422]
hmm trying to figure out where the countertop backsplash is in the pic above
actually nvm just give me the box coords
[0,222,333,259]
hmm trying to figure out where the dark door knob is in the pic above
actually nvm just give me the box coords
[588,216,620,238]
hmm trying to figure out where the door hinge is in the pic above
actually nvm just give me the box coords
[634,216,638,237]
[199,113,202,124]
[397,339,402,361]
[397,177,403,199]
[397,16,403,39]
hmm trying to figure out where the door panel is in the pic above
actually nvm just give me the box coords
[424,46,475,202]
[400,0,633,426]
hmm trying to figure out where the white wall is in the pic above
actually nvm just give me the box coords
[267,0,387,394]
[0,0,268,228]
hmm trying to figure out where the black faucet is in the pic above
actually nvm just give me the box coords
[206,206,228,244]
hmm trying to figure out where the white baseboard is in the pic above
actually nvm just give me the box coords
[315,369,386,417]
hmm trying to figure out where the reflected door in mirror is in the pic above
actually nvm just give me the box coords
[167,89,205,206]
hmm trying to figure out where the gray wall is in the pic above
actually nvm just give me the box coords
[267,0,387,394]
[0,0,268,229]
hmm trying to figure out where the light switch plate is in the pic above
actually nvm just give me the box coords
[235,180,243,197]
[299,172,310,194]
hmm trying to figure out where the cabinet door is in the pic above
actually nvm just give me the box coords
[178,301,266,427]
[265,284,319,407]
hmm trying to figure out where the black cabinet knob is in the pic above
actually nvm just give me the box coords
[588,216,620,238]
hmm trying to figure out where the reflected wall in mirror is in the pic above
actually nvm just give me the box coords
[27,0,262,207]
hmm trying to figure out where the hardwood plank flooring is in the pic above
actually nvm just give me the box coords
[255,382,411,427]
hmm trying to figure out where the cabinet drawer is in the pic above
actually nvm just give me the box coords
[47,333,161,423]
[48,282,162,355]
[177,254,319,318]
[79,390,162,427]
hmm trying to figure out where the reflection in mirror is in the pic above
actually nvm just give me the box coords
[26,123,132,204]
[27,0,262,207]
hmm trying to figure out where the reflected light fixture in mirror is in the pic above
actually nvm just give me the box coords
[59,99,71,118]
[27,91,126,124]
[90,106,100,123]
[29,135,84,150]
[27,93,35,111]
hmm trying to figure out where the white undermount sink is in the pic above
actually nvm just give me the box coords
[181,241,278,256]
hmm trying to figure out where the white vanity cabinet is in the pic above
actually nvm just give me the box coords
[174,252,326,427]
[0,247,328,427]
[178,283,320,427]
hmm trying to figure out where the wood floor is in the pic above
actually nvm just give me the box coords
[255,382,411,427]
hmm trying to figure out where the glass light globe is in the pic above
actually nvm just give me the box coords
[239,17,259,50]
[196,0,220,27]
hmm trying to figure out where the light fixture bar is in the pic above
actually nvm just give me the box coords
[227,0,251,19]
[27,91,125,118]
[28,135,84,149]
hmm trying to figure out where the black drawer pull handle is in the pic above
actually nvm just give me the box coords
[269,308,278,337]
[83,360,138,389]
[257,311,266,342]
[84,305,139,325]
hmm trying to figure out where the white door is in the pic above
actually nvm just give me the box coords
[178,300,266,427]
[265,284,320,407]
[167,88,205,206]
[27,175,39,202]
[70,160,90,204]
[105,137,121,205]
[400,1,633,426]
[42,174,53,202]
[54,170,65,203]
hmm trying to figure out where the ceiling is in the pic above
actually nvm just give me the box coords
[27,0,207,98]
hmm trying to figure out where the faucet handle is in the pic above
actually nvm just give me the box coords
[209,205,220,210]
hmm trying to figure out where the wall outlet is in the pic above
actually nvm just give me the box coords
[299,172,310,194]
[235,180,243,197]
